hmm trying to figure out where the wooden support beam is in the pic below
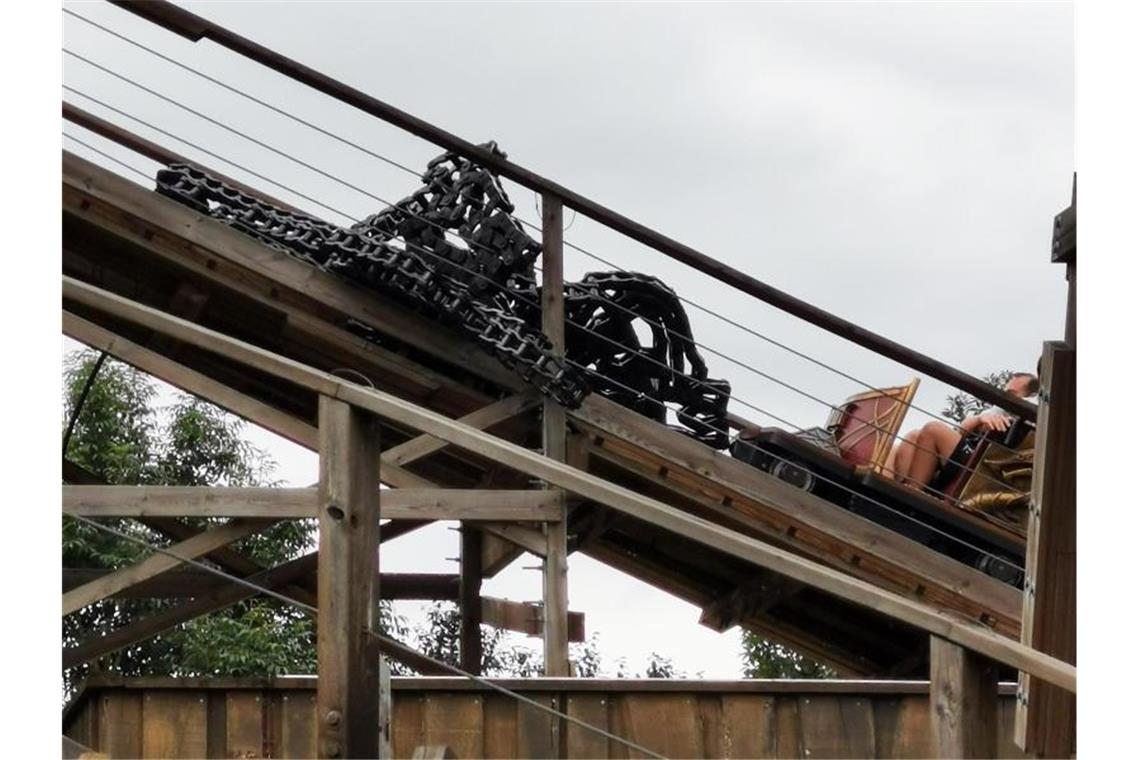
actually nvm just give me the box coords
[698,572,804,633]
[930,635,999,758]
[63,486,315,519]
[459,525,483,674]
[379,489,563,521]
[480,596,585,642]
[540,192,570,679]
[317,396,381,760]
[63,552,318,669]
[482,522,547,557]
[481,532,522,577]
[62,568,459,600]
[62,275,1075,693]
[1016,341,1077,756]
[63,485,562,521]
[381,392,540,467]
[62,518,268,616]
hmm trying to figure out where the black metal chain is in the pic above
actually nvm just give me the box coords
[155,149,732,447]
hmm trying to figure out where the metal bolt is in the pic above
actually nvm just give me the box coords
[323,738,342,757]
[326,709,342,727]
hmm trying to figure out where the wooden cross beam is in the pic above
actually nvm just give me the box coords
[480,596,585,643]
[62,518,269,616]
[62,569,460,601]
[698,572,805,633]
[63,486,563,521]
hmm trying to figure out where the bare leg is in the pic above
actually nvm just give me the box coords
[900,421,962,490]
[887,430,921,481]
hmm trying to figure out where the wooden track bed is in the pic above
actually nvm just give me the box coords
[62,151,1023,676]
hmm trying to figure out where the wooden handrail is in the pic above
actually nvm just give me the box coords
[61,275,1074,692]
[98,0,1036,421]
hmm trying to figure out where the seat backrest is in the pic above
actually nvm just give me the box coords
[827,378,920,472]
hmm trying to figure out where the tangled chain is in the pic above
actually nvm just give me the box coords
[155,144,731,448]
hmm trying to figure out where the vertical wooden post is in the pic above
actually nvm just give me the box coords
[459,523,483,674]
[930,635,1000,758]
[1016,179,1077,757]
[1015,342,1077,756]
[541,192,570,679]
[378,655,392,760]
[317,396,381,760]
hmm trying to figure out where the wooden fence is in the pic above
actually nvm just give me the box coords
[64,677,1028,759]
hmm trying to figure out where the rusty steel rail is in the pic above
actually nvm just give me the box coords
[92,0,1036,420]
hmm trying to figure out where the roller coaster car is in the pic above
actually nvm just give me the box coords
[729,379,1032,588]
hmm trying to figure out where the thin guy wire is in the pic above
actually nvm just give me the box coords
[65,514,669,760]
[59,57,1019,498]
[63,8,424,179]
[58,94,1022,562]
[63,131,157,185]
[60,9,985,436]
[63,350,108,456]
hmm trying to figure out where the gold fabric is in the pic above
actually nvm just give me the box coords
[956,430,1035,530]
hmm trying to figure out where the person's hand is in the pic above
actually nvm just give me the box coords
[975,413,1012,433]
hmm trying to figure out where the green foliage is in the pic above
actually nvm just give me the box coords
[62,349,316,698]
[644,651,681,678]
[941,371,1014,423]
[739,631,835,679]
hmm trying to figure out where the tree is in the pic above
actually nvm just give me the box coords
[62,349,317,697]
[942,370,1014,424]
[739,632,834,678]
[644,651,681,678]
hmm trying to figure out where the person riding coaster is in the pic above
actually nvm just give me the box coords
[885,373,1039,492]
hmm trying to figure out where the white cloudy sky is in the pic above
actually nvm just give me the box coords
[62,1,1073,678]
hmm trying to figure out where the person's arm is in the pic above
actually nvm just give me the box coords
[962,412,1013,434]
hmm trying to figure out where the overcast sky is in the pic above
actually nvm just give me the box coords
[62,1,1073,678]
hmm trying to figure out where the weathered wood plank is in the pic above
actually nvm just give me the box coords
[518,693,558,760]
[225,691,264,759]
[280,691,318,760]
[316,396,381,759]
[460,525,483,674]
[383,392,540,467]
[721,694,777,759]
[99,692,143,759]
[930,635,999,758]
[483,522,548,557]
[541,193,570,679]
[62,518,267,616]
[622,694,703,758]
[421,694,483,759]
[482,695,519,759]
[63,485,314,519]
[63,485,562,520]
[566,693,609,759]
[480,596,585,642]
[798,694,875,759]
[391,695,425,760]
[64,552,319,669]
[141,692,208,759]
[1016,342,1076,756]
